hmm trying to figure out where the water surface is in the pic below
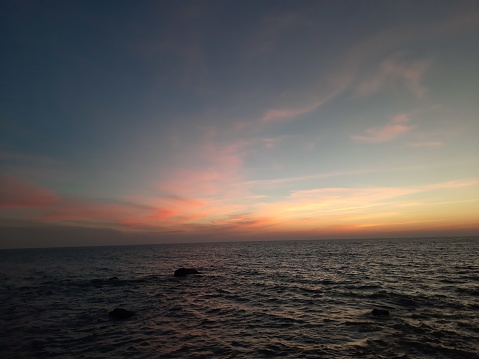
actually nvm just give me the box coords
[1,237,478,358]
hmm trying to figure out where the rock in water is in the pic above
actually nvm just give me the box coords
[174,268,199,277]
[109,308,134,319]
[371,308,390,316]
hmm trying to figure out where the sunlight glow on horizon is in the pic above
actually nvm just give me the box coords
[1,1,478,247]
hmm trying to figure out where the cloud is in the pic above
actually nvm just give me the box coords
[260,101,323,124]
[259,136,286,149]
[280,7,478,134]
[0,174,60,208]
[259,74,351,125]
[248,6,442,128]
[36,196,204,232]
[157,138,248,198]
[34,177,478,233]
[161,194,206,207]
[420,179,479,191]
[356,55,432,99]
[290,186,416,204]
[244,163,453,188]
[247,178,479,231]
[118,208,177,228]
[351,114,413,143]
[211,213,275,232]
[117,194,209,229]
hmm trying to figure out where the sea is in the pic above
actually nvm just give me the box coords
[0,237,478,358]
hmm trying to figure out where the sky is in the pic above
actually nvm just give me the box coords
[1,1,478,248]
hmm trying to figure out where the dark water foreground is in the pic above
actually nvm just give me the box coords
[1,237,478,358]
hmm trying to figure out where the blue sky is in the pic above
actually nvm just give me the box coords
[1,1,478,248]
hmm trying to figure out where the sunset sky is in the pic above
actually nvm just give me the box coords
[1,1,478,248]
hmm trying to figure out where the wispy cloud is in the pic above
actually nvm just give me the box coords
[158,141,246,198]
[356,55,432,99]
[245,163,452,188]
[250,179,479,228]
[351,114,413,143]
[420,179,479,191]
[260,101,323,124]
[290,186,416,203]
[259,75,350,125]
[0,174,60,208]
[211,213,275,232]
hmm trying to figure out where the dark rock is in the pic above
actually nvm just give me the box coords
[109,308,134,320]
[371,308,390,316]
[109,276,119,281]
[174,268,200,277]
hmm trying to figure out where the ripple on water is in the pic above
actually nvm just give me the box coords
[1,237,478,358]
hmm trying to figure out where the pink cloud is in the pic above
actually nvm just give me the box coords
[351,114,413,143]
[34,194,201,231]
[120,135,253,229]
[39,197,202,232]
[0,174,60,208]
[158,139,248,198]
[261,102,321,123]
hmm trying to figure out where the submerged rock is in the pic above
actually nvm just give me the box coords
[109,308,134,320]
[371,308,390,316]
[174,268,200,277]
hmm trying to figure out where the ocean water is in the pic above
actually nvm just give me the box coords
[1,237,478,358]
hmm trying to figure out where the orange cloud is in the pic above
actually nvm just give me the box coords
[212,213,276,230]
[248,179,479,232]
[0,174,60,208]
[39,197,200,233]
